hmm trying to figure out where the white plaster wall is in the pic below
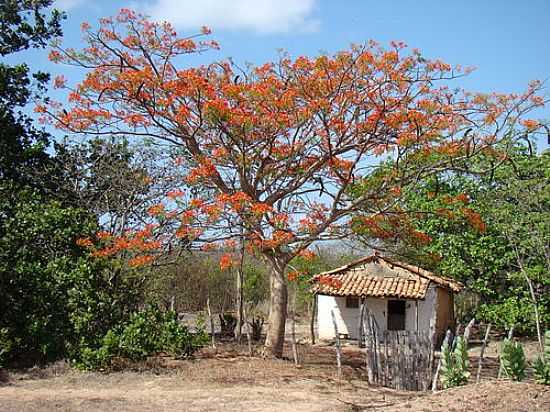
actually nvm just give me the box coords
[418,284,438,333]
[317,295,360,339]
[317,288,438,340]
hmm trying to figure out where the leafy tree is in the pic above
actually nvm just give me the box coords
[0,0,65,192]
[43,10,544,356]
[0,1,140,366]
[0,0,63,55]
[0,191,98,365]
[55,137,191,237]
[353,144,549,335]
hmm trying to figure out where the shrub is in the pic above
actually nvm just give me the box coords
[73,306,208,370]
[440,336,470,388]
[533,330,550,385]
[500,338,526,381]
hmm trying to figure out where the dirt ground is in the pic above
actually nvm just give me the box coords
[1,342,548,412]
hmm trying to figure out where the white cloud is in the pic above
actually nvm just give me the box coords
[140,0,320,33]
[55,0,86,11]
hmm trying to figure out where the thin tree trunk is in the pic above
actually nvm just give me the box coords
[243,304,253,357]
[290,284,299,366]
[235,230,246,342]
[510,241,543,352]
[264,257,288,358]
[206,296,216,349]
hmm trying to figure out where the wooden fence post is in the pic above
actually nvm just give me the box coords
[358,298,366,348]
[206,296,216,349]
[331,309,342,379]
[463,318,476,345]
[476,323,492,383]
[310,294,317,345]
[363,307,374,384]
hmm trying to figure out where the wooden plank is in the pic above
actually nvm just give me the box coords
[463,318,476,345]
[415,300,419,332]
[358,298,366,348]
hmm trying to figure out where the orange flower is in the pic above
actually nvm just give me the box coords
[521,119,540,130]
[298,249,316,260]
[96,231,111,240]
[147,203,165,216]
[128,255,154,267]
[287,270,300,281]
[76,237,93,247]
[219,253,233,270]
[250,202,272,215]
[462,208,486,233]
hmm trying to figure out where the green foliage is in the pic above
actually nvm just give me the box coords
[0,0,64,56]
[0,191,100,365]
[440,336,470,388]
[74,307,208,370]
[533,331,550,385]
[500,338,526,381]
[477,295,549,336]
[352,143,549,335]
[243,261,269,307]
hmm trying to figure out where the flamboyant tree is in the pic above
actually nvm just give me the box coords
[41,9,545,357]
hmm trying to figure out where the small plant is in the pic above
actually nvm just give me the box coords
[219,313,237,338]
[500,338,526,381]
[440,336,470,388]
[73,306,208,370]
[533,330,550,385]
[0,328,14,368]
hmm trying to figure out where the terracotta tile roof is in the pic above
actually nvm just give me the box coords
[312,254,463,299]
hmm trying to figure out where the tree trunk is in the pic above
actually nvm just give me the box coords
[235,234,245,342]
[264,257,288,358]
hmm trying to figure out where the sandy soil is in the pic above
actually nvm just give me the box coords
[1,342,548,412]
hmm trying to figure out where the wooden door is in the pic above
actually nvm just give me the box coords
[387,300,406,330]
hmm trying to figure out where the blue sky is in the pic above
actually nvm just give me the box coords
[8,0,550,147]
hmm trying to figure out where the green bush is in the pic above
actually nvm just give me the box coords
[0,193,101,366]
[500,338,526,381]
[440,336,470,388]
[533,331,550,385]
[73,307,208,370]
[477,295,550,336]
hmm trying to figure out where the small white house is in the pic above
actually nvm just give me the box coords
[312,254,463,344]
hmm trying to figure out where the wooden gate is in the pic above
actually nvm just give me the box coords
[361,307,434,390]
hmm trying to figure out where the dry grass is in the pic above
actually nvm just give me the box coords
[0,341,548,411]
